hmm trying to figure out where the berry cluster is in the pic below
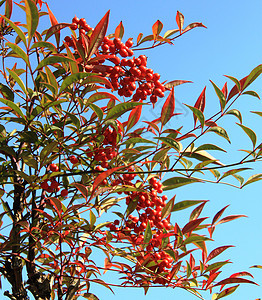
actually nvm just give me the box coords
[40,163,68,197]
[100,37,166,104]
[64,17,166,105]
[64,17,92,48]
[86,125,119,169]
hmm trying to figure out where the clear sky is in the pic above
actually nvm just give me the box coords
[7,0,262,299]
[49,1,262,299]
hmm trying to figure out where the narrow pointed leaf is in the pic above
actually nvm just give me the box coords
[242,64,262,90]
[143,221,152,246]
[195,144,226,152]
[210,80,226,111]
[176,11,184,33]
[216,285,239,299]
[163,177,202,191]
[59,72,92,95]
[182,218,207,235]
[213,277,258,287]
[105,102,144,121]
[5,0,12,18]
[126,101,142,131]
[185,104,205,128]
[25,0,39,46]
[194,87,206,126]
[242,90,260,99]
[206,246,234,262]
[173,200,206,212]
[36,55,76,70]
[207,126,230,143]
[161,196,175,219]
[0,98,25,119]
[1,15,26,46]
[225,109,242,123]
[236,123,256,149]
[161,87,175,126]
[88,11,110,59]
[6,42,29,66]
[7,68,27,95]
[46,3,59,47]
[164,80,192,89]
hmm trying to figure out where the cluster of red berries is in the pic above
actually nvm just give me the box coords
[86,126,119,169]
[64,17,92,48]
[40,163,68,197]
[63,17,166,105]
[100,37,166,104]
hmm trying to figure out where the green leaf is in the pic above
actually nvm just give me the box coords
[89,103,103,121]
[207,126,230,143]
[224,75,240,91]
[163,177,202,191]
[225,109,242,123]
[219,168,250,182]
[36,56,76,70]
[242,64,262,90]
[105,102,145,121]
[0,98,25,119]
[0,83,14,101]
[123,137,156,145]
[185,104,205,128]
[30,41,57,53]
[1,15,27,47]
[183,234,211,245]
[59,72,91,95]
[6,42,29,66]
[25,0,39,46]
[241,173,262,188]
[8,68,28,95]
[216,285,239,299]
[172,200,205,212]
[242,90,260,99]
[210,80,226,111]
[162,196,175,219]
[195,144,226,152]
[155,137,181,151]
[40,141,58,166]
[204,261,231,273]
[163,29,179,38]
[143,221,152,247]
[236,123,256,148]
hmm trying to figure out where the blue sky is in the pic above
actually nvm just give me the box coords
[49,1,262,299]
[5,0,262,299]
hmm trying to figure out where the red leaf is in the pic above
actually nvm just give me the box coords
[211,205,229,226]
[45,3,60,47]
[222,82,228,99]
[161,87,175,126]
[72,183,89,201]
[194,87,206,127]
[205,271,221,289]
[216,214,247,225]
[91,166,123,199]
[152,20,163,40]
[213,277,258,288]
[176,11,184,34]
[230,271,254,279]
[227,76,248,101]
[126,101,143,131]
[115,21,124,40]
[164,79,192,89]
[88,10,110,59]
[206,245,234,262]
[182,217,207,235]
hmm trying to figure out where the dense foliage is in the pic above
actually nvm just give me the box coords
[0,1,261,299]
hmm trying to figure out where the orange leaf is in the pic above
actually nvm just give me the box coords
[46,3,60,47]
[115,21,124,40]
[152,20,163,40]
[176,11,184,34]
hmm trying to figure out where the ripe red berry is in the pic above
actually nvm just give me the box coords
[72,16,79,24]
[61,189,68,197]
[125,39,133,48]
[78,18,87,28]
[70,23,78,30]
[49,163,59,172]
[69,155,79,165]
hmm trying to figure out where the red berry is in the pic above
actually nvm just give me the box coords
[61,189,68,197]
[49,163,59,172]
[125,39,133,48]
[70,23,78,30]
[72,16,79,24]
[78,18,87,27]
[69,155,79,165]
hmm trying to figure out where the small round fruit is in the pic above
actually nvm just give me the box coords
[49,163,59,172]
[61,189,68,197]
[69,155,79,165]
